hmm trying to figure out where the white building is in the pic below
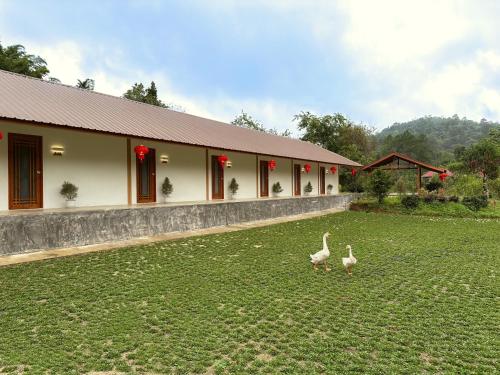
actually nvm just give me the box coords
[0,70,360,212]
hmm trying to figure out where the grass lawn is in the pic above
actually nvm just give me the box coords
[0,212,498,374]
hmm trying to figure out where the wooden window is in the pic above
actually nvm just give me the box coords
[293,164,301,196]
[320,166,326,195]
[136,148,156,203]
[211,155,224,199]
[259,160,269,197]
[8,133,43,209]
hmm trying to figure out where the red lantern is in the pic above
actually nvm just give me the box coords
[134,144,149,162]
[439,172,447,181]
[217,154,228,167]
[304,164,311,173]
[330,166,337,174]
[351,168,357,176]
[268,160,277,171]
[0,131,3,140]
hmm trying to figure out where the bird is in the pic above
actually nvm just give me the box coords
[342,245,357,276]
[310,232,331,271]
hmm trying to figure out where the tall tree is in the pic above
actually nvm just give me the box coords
[123,81,168,108]
[0,42,49,78]
[231,111,291,137]
[462,129,500,197]
[76,78,95,90]
[294,111,375,163]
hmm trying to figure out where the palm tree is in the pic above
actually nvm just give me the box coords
[76,78,95,90]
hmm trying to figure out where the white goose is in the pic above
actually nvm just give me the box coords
[310,232,331,271]
[342,245,357,276]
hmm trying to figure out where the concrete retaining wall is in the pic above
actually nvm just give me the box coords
[0,194,356,255]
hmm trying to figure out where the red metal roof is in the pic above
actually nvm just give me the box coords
[362,152,445,173]
[0,70,360,166]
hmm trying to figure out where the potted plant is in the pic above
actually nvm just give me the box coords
[60,181,78,208]
[304,181,313,195]
[272,182,283,197]
[229,178,239,199]
[327,184,333,195]
[161,177,173,202]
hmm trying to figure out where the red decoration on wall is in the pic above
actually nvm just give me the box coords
[351,168,357,176]
[304,164,311,173]
[0,131,3,140]
[217,154,228,167]
[268,160,277,171]
[330,166,337,174]
[134,145,149,162]
[439,172,447,181]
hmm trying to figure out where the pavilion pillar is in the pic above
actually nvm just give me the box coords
[416,167,422,190]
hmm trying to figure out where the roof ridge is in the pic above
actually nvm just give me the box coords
[0,68,301,142]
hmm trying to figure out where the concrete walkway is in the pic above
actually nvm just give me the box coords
[0,207,344,267]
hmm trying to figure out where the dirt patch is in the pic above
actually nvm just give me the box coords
[256,353,273,362]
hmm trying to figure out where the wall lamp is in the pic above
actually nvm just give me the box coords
[226,160,233,168]
[51,145,64,156]
[160,155,169,164]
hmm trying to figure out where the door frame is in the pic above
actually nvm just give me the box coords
[319,166,326,195]
[293,164,301,196]
[259,160,269,197]
[136,148,156,203]
[8,133,43,210]
[211,155,224,200]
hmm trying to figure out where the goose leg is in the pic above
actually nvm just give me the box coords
[313,263,318,271]
[324,260,331,272]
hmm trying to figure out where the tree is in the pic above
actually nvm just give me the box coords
[76,78,95,90]
[380,130,437,163]
[123,81,168,108]
[231,111,291,137]
[0,42,49,78]
[462,130,500,197]
[368,169,393,203]
[294,111,375,164]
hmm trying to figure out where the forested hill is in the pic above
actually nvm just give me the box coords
[375,116,500,164]
[378,115,499,152]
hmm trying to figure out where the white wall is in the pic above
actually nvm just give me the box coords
[130,139,206,203]
[208,150,257,199]
[0,121,345,211]
[320,163,340,195]
[257,156,292,197]
[0,121,127,210]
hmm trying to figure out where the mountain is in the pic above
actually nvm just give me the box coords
[377,115,500,163]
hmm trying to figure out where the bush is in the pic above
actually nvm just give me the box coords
[462,196,488,211]
[446,174,483,197]
[60,181,78,201]
[229,178,239,194]
[401,195,419,209]
[424,194,436,203]
[272,182,283,194]
[327,184,333,193]
[436,195,447,203]
[426,178,443,192]
[161,177,173,197]
[448,195,459,203]
[304,181,313,194]
[367,169,393,203]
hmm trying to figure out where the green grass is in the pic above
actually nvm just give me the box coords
[0,212,499,374]
[351,196,500,218]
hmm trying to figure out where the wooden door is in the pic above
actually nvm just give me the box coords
[136,148,156,203]
[320,166,326,195]
[260,160,269,197]
[8,133,43,209]
[293,164,301,196]
[211,155,224,199]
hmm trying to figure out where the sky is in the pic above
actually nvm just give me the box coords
[1,0,500,134]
